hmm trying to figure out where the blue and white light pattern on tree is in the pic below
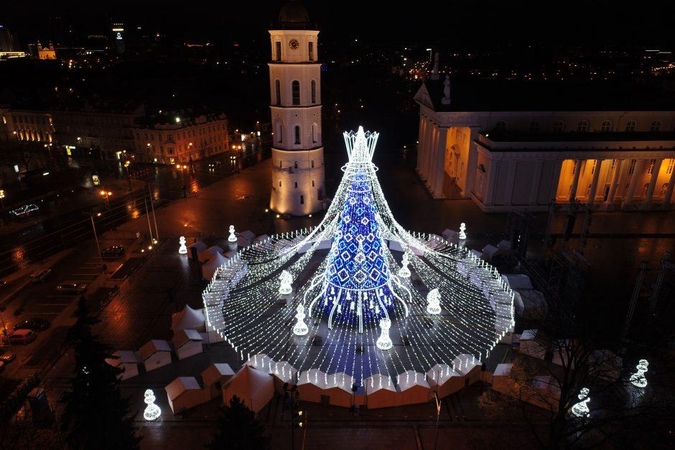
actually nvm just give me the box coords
[202,126,515,387]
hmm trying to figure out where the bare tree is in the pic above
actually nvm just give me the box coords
[480,331,675,449]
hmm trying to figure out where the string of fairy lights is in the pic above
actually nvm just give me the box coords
[202,126,515,388]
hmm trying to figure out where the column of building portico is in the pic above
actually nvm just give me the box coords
[549,160,563,203]
[431,129,448,197]
[604,159,624,209]
[568,159,583,202]
[642,159,663,208]
[504,160,518,206]
[622,159,646,208]
[586,159,602,208]
[417,115,430,179]
[416,116,427,177]
[529,160,544,206]
[662,163,675,209]
[427,127,440,191]
[484,160,499,208]
[422,120,436,183]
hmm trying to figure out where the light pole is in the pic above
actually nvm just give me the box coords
[90,212,102,260]
[0,305,14,351]
[100,189,112,209]
[433,391,441,450]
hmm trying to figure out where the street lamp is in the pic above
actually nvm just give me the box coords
[90,212,103,260]
[0,305,13,351]
[100,190,112,209]
[283,383,303,450]
[0,189,5,210]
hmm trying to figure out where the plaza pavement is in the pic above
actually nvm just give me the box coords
[4,155,675,449]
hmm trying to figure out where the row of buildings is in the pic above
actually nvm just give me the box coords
[0,102,234,186]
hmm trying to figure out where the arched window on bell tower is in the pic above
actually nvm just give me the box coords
[311,80,316,104]
[292,81,300,105]
[277,122,283,144]
[275,80,281,105]
[294,126,301,144]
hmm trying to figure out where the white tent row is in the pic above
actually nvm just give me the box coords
[164,363,236,414]
[240,353,487,410]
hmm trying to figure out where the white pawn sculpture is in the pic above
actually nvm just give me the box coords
[571,387,591,418]
[458,222,467,240]
[398,252,411,278]
[426,288,441,315]
[228,224,237,242]
[292,304,309,336]
[178,236,188,254]
[630,359,649,388]
[143,389,161,421]
[376,318,393,350]
[279,270,293,295]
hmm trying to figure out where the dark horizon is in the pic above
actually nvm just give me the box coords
[3,0,675,50]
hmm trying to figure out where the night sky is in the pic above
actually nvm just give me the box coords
[2,0,675,48]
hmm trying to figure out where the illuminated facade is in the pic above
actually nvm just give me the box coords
[133,113,229,165]
[203,126,514,390]
[268,0,326,216]
[0,109,54,143]
[50,104,145,162]
[415,73,675,212]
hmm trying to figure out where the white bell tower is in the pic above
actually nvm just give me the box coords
[268,0,325,216]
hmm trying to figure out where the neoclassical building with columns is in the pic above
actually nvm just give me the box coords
[414,73,675,212]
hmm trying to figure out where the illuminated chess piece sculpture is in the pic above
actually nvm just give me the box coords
[228,225,237,242]
[571,387,590,418]
[178,236,188,254]
[630,359,649,388]
[143,389,161,421]
[376,318,393,350]
[458,222,467,240]
[426,288,441,315]
[398,252,411,278]
[293,304,309,336]
[279,270,293,295]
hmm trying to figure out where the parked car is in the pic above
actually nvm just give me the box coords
[3,329,37,345]
[56,282,88,294]
[0,348,16,363]
[14,317,51,332]
[101,245,125,259]
[30,268,52,283]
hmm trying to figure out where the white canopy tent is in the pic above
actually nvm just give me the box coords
[172,329,204,360]
[397,371,431,406]
[201,252,227,280]
[105,350,140,380]
[138,339,172,372]
[171,304,206,332]
[222,364,275,414]
[201,363,235,400]
[365,374,397,409]
[187,241,208,261]
[165,376,204,413]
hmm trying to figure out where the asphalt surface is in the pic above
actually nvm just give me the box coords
[2,155,675,449]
